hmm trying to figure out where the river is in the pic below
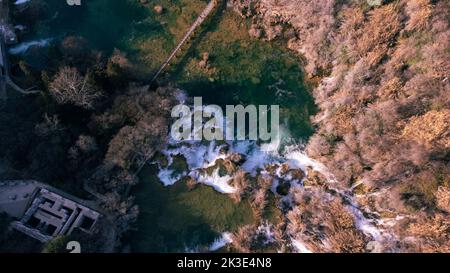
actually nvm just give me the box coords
[11,0,337,253]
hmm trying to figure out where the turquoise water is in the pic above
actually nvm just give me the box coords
[16,0,315,138]
[15,0,316,252]
[18,0,151,52]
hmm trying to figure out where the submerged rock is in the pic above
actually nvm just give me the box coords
[169,154,189,177]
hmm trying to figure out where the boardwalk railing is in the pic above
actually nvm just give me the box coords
[151,0,218,83]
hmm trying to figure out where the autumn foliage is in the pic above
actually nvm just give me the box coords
[249,0,450,252]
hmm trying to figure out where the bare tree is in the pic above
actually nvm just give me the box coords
[230,170,250,203]
[49,66,102,109]
[406,213,450,253]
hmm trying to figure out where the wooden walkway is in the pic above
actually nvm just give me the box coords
[151,0,218,83]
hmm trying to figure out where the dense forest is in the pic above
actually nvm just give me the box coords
[231,0,449,252]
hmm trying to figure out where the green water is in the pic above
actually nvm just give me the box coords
[19,0,151,52]
[133,166,254,252]
[20,0,316,252]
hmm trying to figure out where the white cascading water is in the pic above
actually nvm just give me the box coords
[8,38,53,55]
[151,90,400,253]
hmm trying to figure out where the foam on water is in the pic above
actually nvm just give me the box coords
[14,0,32,5]
[157,168,186,186]
[151,90,395,251]
[209,232,233,252]
[9,39,52,55]
[291,239,313,253]
[193,168,235,194]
